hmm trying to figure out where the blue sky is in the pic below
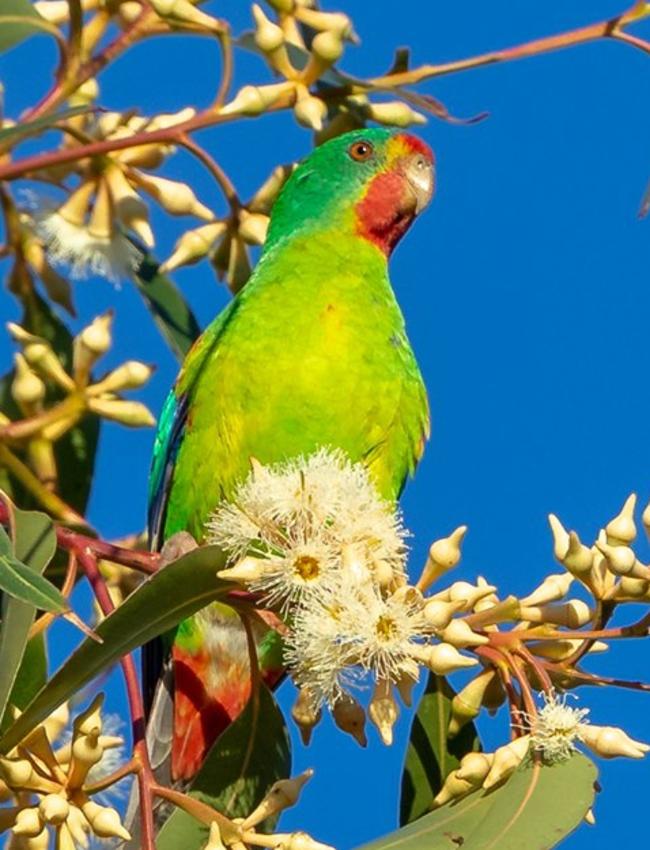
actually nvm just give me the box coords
[2,1,650,847]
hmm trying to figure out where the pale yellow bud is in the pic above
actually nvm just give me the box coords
[217,556,265,584]
[431,769,475,808]
[150,107,197,130]
[133,173,213,220]
[12,808,43,837]
[241,769,313,830]
[89,361,154,396]
[595,540,650,580]
[413,642,479,675]
[104,164,154,247]
[520,573,574,607]
[87,178,113,241]
[439,619,488,648]
[220,83,290,117]
[38,794,69,826]
[252,3,285,52]
[422,599,465,629]
[238,210,269,246]
[34,1,73,23]
[519,599,593,629]
[368,680,399,746]
[87,398,156,427]
[161,222,226,273]
[332,693,367,747]
[66,806,90,847]
[416,526,467,592]
[8,323,75,392]
[57,822,77,850]
[295,8,355,39]
[205,821,227,850]
[442,581,497,610]
[69,77,99,107]
[311,30,344,63]
[448,670,496,738]
[530,639,608,661]
[563,531,594,576]
[483,736,530,790]
[605,494,637,545]
[584,808,596,826]
[366,102,426,128]
[81,800,131,840]
[579,725,650,759]
[12,353,46,407]
[293,91,327,131]
[642,498,650,540]
[73,312,113,383]
[58,181,96,228]
[456,751,493,784]
[548,514,570,561]
[150,0,222,31]
[615,576,649,599]
[291,688,322,745]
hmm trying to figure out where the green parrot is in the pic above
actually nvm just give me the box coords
[146,127,434,782]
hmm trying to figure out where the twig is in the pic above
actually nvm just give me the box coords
[177,134,239,208]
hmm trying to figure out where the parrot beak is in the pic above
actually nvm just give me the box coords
[403,152,434,215]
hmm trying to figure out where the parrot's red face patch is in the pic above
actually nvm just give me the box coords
[354,134,435,256]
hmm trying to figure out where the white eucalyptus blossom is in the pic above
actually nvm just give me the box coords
[530,692,589,762]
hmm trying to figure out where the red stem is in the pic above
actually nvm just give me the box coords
[76,547,156,850]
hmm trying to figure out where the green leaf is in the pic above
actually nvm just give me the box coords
[362,754,597,850]
[400,674,480,825]
[134,255,201,361]
[156,684,291,850]
[0,0,51,54]
[0,506,56,730]
[0,106,91,148]
[0,545,229,752]
[0,548,67,612]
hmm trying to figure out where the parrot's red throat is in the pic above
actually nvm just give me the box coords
[355,135,435,256]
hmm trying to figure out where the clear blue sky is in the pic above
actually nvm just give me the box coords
[2,1,650,847]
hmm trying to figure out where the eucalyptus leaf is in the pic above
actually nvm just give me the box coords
[0,549,67,612]
[362,754,597,850]
[400,674,480,824]
[0,506,56,730]
[0,106,91,147]
[134,255,201,361]
[0,0,49,54]
[156,685,291,850]
[0,545,229,752]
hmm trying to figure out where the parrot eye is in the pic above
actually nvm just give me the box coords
[348,140,374,162]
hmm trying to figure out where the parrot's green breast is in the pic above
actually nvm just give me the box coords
[160,224,428,542]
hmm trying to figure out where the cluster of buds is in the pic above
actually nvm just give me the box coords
[548,494,650,602]
[161,163,295,291]
[0,696,130,849]
[433,692,649,810]
[198,769,333,850]
[218,3,424,136]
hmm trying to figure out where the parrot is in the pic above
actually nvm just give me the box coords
[145,127,434,784]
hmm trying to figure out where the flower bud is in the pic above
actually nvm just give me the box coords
[291,688,322,745]
[87,398,156,427]
[413,642,478,675]
[104,164,154,247]
[416,526,467,592]
[584,808,596,826]
[422,599,465,630]
[8,323,75,391]
[241,769,313,830]
[161,221,227,272]
[615,576,649,599]
[150,0,222,31]
[12,353,46,408]
[268,832,335,850]
[436,580,496,610]
[220,83,290,117]
[596,540,650,580]
[483,736,530,790]
[448,670,496,738]
[548,514,569,561]
[217,556,265,584]
[439,619,488,648]
[579,725,650,759]
[366,101,426,128]
[252,3,285,53]
[520,573,573,608]
[563,531,594,576]
[605,494,637,545]
[642,498,650,540]
[431,769,475,808]
[368,680,399,746]
[38,794,69,825]
[133,173,213,220]
[332,693,367,747]
[73,312,113,383]
[311,30,344,63]
[12,807,43,837]
[455,751,493,784]
[89,361,154,395]
[238,210,270,246]
[81,801,131,840]
[205,821,227,850]
[293,90,327,132]
[519,599,593,629]
[530,639,608,660]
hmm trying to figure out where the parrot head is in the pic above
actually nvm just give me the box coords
[264,127,435,257]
